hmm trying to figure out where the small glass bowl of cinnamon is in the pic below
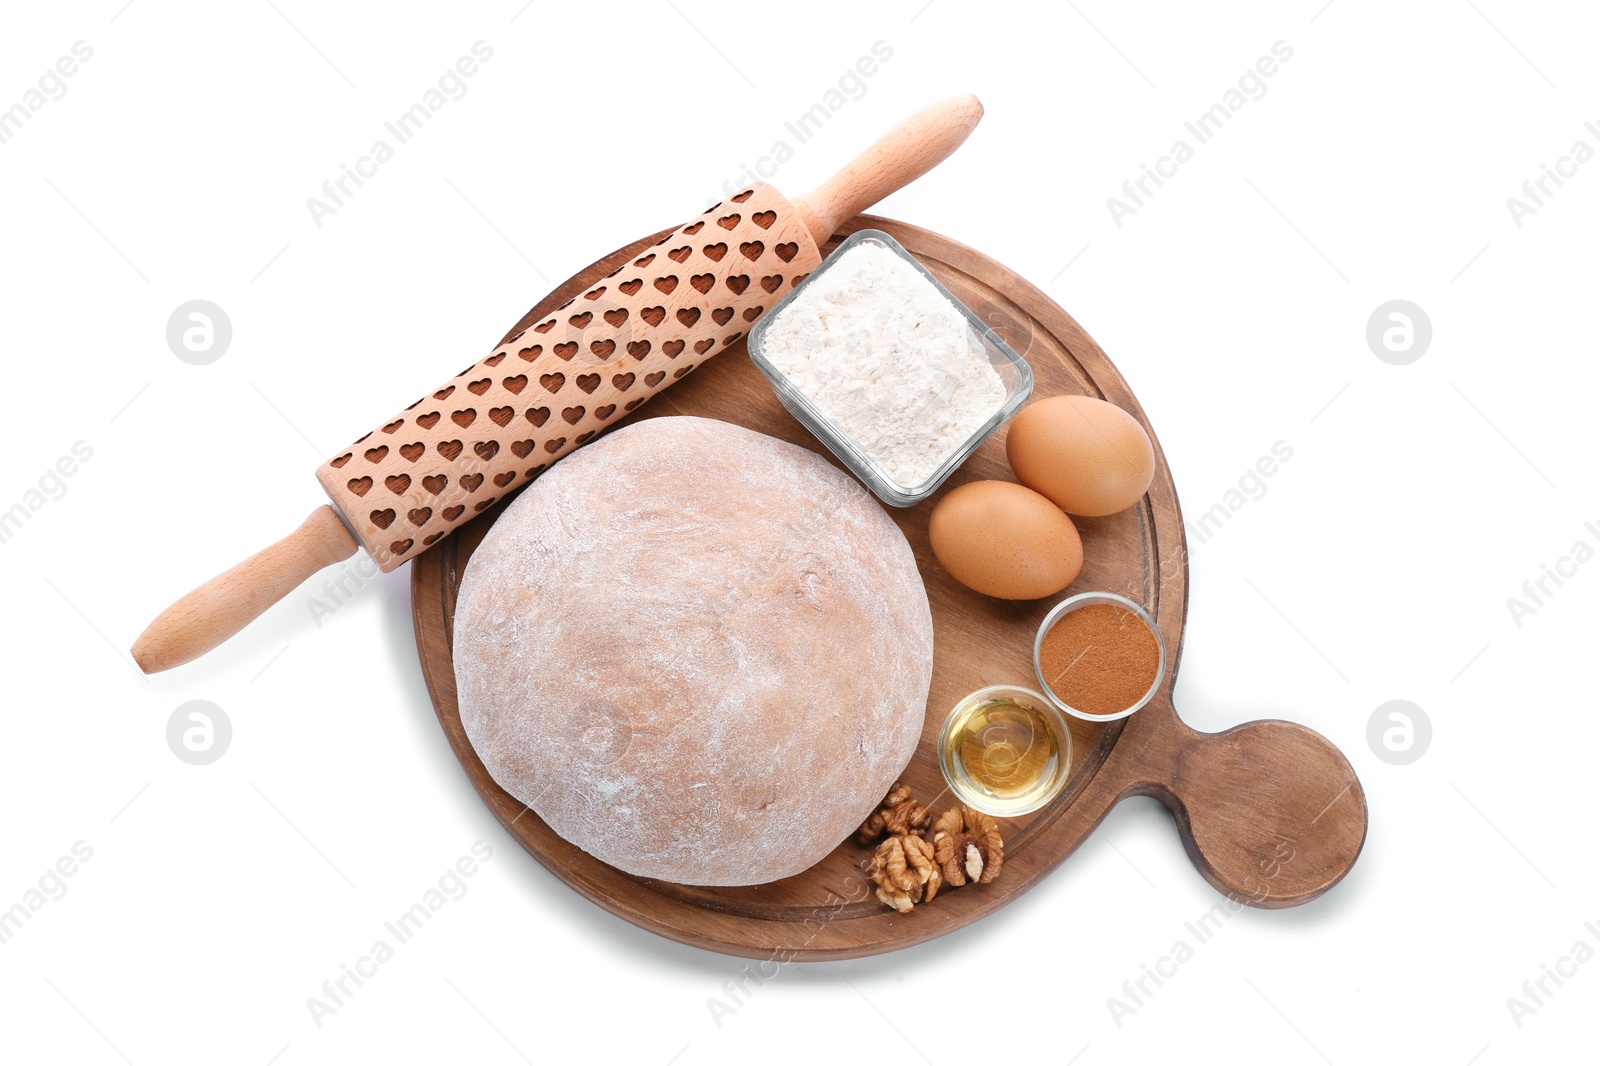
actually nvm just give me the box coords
[1033,592,1166,722]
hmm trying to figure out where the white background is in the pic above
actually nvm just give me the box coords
[2,1,1595,1062]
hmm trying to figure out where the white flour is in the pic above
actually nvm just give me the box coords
[759,240,1006,488]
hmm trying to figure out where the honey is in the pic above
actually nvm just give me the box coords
[938,689,1072,816]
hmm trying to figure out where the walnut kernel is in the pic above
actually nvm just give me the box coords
[868,833,942,912]
[931,805,1004,887]
[856,782,931,845]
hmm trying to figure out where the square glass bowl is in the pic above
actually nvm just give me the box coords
[747,229,1034,507]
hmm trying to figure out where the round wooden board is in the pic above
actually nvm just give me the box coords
[411,216,1368,960]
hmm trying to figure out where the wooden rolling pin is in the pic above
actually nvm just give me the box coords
[132,95,985,674]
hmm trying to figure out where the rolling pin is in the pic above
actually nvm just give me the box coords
[132,95,985,674]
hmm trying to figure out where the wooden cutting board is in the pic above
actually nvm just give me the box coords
[411,216,1368,960]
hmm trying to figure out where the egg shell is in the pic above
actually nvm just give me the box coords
[928,480,1083,600]
[1005,395,1156,516]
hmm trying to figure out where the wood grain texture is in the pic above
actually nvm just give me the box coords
[411,218,1368,960]
[791,94,984,246]
[133,505,356,674]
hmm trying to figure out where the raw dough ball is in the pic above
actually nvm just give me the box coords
[454,416,933,886]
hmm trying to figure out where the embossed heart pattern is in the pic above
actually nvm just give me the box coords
[130,95,988,674]
[315,183,823,569]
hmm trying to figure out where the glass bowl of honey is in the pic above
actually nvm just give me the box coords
[937,685,1073,817]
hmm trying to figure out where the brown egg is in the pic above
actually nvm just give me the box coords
[928,481,1083,600]
[1005,395,1155,516]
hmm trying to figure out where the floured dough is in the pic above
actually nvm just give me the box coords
[454,416,933,886]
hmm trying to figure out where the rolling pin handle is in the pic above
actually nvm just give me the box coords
[131,505,358,675]
[790,93,985,246]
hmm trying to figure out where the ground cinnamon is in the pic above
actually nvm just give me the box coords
[1037,602,1160,716]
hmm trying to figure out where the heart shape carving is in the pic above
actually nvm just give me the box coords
[494,471,516,488]
[641,306,666,327]
[517,345,543,362]
[460,473,484,492]
[408,507,432,527]
[718,214,741,230]
[399,442,425,462]
[645,371,666,387]
[668,246,692,264]
[544,437,567,454]
[676,308,701,327]
[740,241,764,260]
[726,275,750,295]
[703,243,728,262]
[603,308,628,327]
[422,474,448,495]
[443,505,466,521]
[526,407,551,427]
[416,412,441,429]
[561,406,585,425]
[691,274,715,294]
[619,279,643,296]
[576,373,600,394]
[385,474,411,494]
[569,312,593,329]
[775,242,799,262]
[364,446,388,463]
[437,440,464,461]
[489,406,515,427]
[347,476,373,496]
[653,276,678,295]
[627,340,650,360]
[612,372,636,391]
[554,342,578,360]
[503,375,528,394]
[761,274,782,293]
[467,378,492,396]
[711,307,734,326]
[540,373,565,393]
[510,440,535,458]
[662,340,685,358]
[595,404,616,420]
[475,441,499,461]
[590,339,616,360]
[371,509,396,530]
[752,210,777,229]
[451,410,477,428]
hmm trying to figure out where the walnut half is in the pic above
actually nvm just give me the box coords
[856,782,931,846]
[868,833,943,913]
[931,805,1004,887]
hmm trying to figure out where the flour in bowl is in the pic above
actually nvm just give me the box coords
[758,240,1006,488]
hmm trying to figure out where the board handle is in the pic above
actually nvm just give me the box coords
[789,94,984,246]
[1115,698,1368,907]
[131,506,358,675]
